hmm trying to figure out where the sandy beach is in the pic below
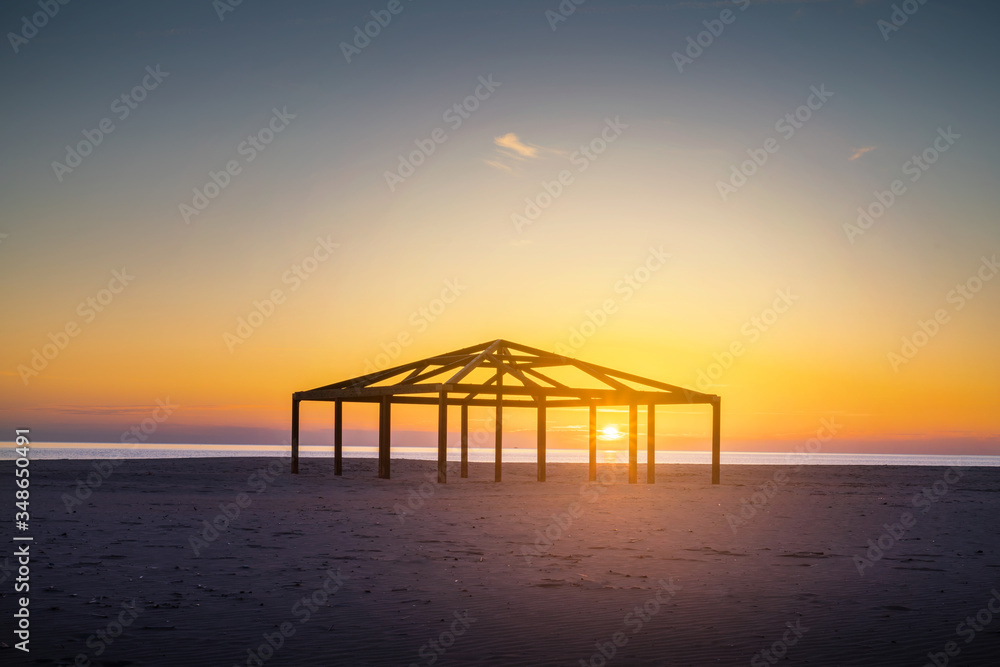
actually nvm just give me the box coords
[4,457,1000,666]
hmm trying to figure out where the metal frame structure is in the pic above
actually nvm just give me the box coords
[290,339,722,484]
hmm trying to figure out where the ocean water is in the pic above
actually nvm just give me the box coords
[3,442,998,467]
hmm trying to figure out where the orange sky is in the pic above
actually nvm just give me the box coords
[2,1,999,455]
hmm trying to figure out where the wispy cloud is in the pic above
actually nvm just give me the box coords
[486,133,568,173]
[849,145,877,161]
[483,159,515,173]
[494,133,540,159]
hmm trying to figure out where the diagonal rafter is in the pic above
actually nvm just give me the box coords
[300,338,715,405]
[400,356,475,385]
[521,366,570,389]
[488,349,540,389]
[570,359,631,391]
[446,339,502,385]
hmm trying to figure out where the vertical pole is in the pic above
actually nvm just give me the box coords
[460,404,469,479]
[378,396,391,479]
[333,399,343,476]
[628,403,638,484]
[712,397,721,485]
[291,396,300,474]
[437,390,448,484]
[495,371,503,482]
[537,397,546,482]
[589,404,597,482]
[647,404,655,484]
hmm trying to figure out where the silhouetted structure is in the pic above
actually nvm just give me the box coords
[290,339,722,484]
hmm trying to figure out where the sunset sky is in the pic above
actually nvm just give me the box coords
[2,0,998,454]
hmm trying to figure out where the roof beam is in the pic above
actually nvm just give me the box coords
[445,339,502,384]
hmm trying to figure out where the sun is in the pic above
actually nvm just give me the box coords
[600,425,623,440]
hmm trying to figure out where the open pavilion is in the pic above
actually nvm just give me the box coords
[290,339,722,484]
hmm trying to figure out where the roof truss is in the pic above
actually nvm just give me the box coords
[296,339,716,407]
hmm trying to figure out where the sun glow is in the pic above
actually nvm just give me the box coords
[600,425,623,441]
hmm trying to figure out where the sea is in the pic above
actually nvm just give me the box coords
[3,442,999,467]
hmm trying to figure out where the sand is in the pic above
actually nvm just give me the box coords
[3,456,1000,666]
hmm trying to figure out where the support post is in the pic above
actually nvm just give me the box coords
[628,403,638,484]
[537,397,546,482]
[291,396,300,474]
[378,396,391,479]
[495,370,503,482]
[460,404,469,479]
[647,404,655,484]
[589,404,597,482]
[712,396,721,485]
[334,399,343,476]
[437,390,448,484]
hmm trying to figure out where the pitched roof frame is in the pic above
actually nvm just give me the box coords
[295,338,718,409]
[290,338,722,485]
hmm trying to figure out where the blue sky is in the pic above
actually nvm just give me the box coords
[2,0,999,451]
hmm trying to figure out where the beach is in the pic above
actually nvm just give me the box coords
[5,457,1000,666]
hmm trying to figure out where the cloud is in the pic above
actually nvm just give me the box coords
[486,133,569,173]
[494,133,540,159]
[484,158,515,174]
[849,145,877,161]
